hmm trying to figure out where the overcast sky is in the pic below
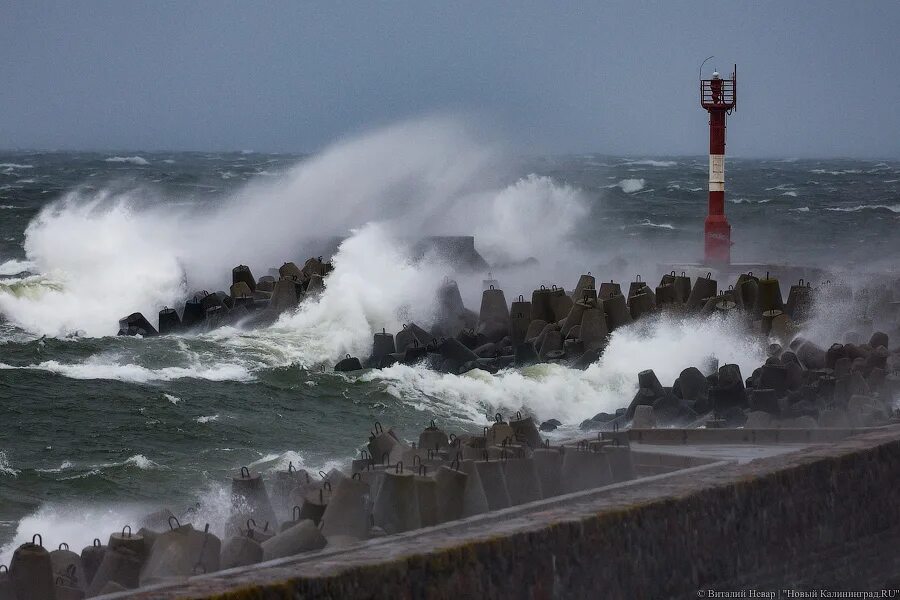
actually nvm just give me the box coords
[1,1,898,157]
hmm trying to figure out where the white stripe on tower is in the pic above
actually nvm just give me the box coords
[709,154,725,192]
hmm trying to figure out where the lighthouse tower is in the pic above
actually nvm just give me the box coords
[700,64,737,264]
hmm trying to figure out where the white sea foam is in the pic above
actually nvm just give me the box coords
[0,258,35,275]
[163,393,181,404]
[247,449,348,476]
[36,460,75,473]
[635,219,675,230]
[0,358,253,383]
[616,178,646,193]
[0,451,19,477]
[825,204,900,213]
[810,168,861,175]
[729,198,772,204]
[792,207,811,213]
[781,191,798,197]
[104,156,150,165]
[0,163,33,169]
[194,414,219,423]
[363,313,765,424]
[623,160,677,167]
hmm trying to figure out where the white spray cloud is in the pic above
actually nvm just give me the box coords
[0,116,589,343]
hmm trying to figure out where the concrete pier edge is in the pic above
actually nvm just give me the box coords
[105,424,900,598]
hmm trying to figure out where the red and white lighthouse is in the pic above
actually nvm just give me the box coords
[700,63,737,264]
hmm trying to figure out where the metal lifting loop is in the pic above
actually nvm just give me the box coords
[352,472,361,480]
[246,518,257,531]
[395,461,404,474]
[706,272,712,279]
[323,480,332,492]
[636,274,641,282]
[381,452,389,466]
[293,506,301,521]
[288,461,295,473]
[489,284,495,290]
[122,525,132,537]
[318,470,328,480]
[374,422,383,435]
[93,538,101,548]
[495,412,503,423]
[418,464,426,476]
[516,410,522,420]
[518,295,524,302]
[168,516,181,530]
[32,534,42,547]
[0,565,7,573]
[59,542,69,550]
[240,466,250,479]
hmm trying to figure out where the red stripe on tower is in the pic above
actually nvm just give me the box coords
[700,64,736,265]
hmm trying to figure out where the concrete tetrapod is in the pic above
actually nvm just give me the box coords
[418,420,450,452]
[560,447,614,494]
[372,464,421,534]
[260,520,326,561]
[231,467,277,529]
[0,566,14,600]
[220,534,263,570]
[458,459,491,517]
[86,545,142,597]
[502,456,543,505]
[10,535,56,600]
[139,520,220,587]
[79,540,105,591]
[49,544,84,591]
[473,455,512,511]
[477,287,510,343]
[434,462,468,524]
[320,475,370,542]
[508,413,542,449]
[413,468,439,528]
[532,447,563,499]
[579,307,609,352]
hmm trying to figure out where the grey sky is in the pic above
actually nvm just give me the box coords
[1,1,898,157]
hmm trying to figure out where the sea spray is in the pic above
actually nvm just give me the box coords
[0,116,588,339]
[362,312,766,424]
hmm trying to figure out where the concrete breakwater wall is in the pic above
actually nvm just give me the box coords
[112,425,900,599]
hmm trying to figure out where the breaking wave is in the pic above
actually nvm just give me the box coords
[363,313,765,424]
[616,178,646,193]
[0,117,588,343]
[0,358,253,384]
[825,204,900,213]
[623,160,676,167]
[104,156,150,165]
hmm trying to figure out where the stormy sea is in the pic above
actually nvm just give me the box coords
[1,119,898,561]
